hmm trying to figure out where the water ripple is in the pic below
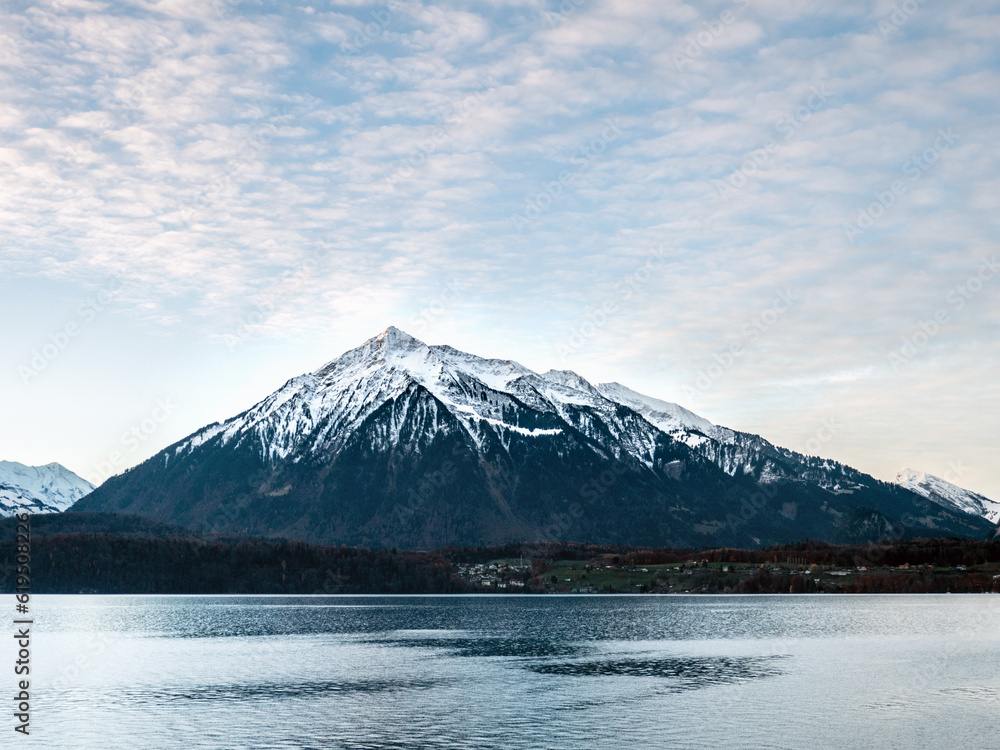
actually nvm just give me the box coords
[370,634,587,659]
[525,655,787,689]
[938,686,1000,703]
[121,678,442,706]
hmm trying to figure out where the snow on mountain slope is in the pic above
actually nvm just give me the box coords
[0,461,95,517]
[166,327,877,495]
[596,381,732,445]
[173,327,675,466]
[594,382,866,490]
[896,468,1000,524]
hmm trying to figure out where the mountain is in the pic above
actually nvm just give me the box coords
[0,461,95,517]
[895,468,1000,525]
[71,327,993,548]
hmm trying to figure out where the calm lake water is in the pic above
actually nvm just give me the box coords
[5,595,1000,749]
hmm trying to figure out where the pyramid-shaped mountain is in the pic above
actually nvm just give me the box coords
[72,327,992,548]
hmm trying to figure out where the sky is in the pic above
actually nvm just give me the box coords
[1,0,998,501]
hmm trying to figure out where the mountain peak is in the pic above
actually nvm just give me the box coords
[541,369,594,391]
[369,326,427,357]
[376,326,421,346]
[314,327,427,378]
[896,467,924,484]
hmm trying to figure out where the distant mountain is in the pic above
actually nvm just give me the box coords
[0,461,95,517]
[896,468,1000,525]
[71,327,993,548]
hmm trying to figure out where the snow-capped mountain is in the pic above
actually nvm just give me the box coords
[0,461,95,517]
[170,327,701,471]
[896,468,1000,525]
[72,327,993,548]
[168,327,866,490]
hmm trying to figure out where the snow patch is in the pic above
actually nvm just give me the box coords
[478,416,562,437]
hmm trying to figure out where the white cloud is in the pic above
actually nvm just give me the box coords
[1,0,998,498]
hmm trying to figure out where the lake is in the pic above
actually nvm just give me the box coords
[6,595,1000,749]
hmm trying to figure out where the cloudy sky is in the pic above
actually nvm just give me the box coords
[2,0,998,500]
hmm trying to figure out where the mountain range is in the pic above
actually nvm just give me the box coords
[0,460,94,517]
[71,327,995,548]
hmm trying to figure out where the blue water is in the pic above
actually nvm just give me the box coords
[5,594,999,749]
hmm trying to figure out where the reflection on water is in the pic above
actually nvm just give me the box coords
[369,634,585,659]
[8,595,1000,750]
[370,631,785,689]
[526,654,785,685]
[123,678,444,705]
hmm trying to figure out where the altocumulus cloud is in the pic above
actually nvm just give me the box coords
[1,0,998,499]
